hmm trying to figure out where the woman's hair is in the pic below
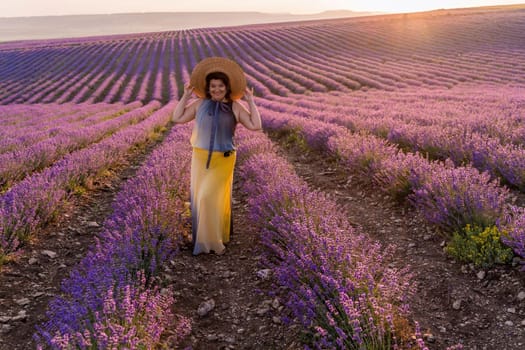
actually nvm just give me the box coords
[205,71,232,100]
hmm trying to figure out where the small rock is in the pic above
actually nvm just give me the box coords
[28,258,38,265]
[222,271,233,278]
[32,292,45,298]
[206,334,218,341]
[1,324,12,333]
[423,234,432,240]
[271,298,280,309]
[0,316,11,323]
[225,336,235,344]
[505,321,514,326]
[507,308,516,314]
[197,299,215,317]
[521,320,525,327]
[452,300,462,310]
[41,250,57,258]
[256,306,270,316]
[423,333,436,343]
[438,326,447,333]
[272,316,281,324]
[237,328,245,334]
[256,269,271,280]
[15,298,30,306]
[11,312,28,322]
[517,291,525,301]
[87,221,100,227]
[408,243,416,248]
[477,271,486,280]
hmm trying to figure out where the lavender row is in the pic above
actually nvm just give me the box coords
[35,122,194,348]
[0,101,155,191]
[4,43,116,105]
[288,16,525,87]
[267,85,525,144]
[26,43,118,105]
[258,104,525,262]
[1,38,181,105]
[0,102,119,136]
[0,103,138,156]
[234,127,424,349]
[0,101,174,262]
[260,89,525,191]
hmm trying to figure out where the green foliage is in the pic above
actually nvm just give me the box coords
[284,128,309,152]
[445,224,514,268]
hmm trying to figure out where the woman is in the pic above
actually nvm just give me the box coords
[172,57,262,255]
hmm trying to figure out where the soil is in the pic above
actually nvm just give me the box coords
[268,131,525,350]
[1,127,524,350]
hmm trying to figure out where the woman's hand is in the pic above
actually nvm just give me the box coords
[236,86,262,131]
[182,83,195,100]
[244,86,255,104]
[172,84,200,124]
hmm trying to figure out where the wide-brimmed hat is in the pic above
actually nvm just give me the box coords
[190,57,246,100]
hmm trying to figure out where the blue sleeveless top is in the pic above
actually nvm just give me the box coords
[190,99,237,168]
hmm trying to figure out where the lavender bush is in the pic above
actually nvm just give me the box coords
[501,205,525,265]
[410,166,509,233]
[36,275,185,350]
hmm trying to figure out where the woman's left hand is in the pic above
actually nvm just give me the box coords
[244,87,255,104]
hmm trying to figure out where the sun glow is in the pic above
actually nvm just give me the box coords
[1,0,525,17]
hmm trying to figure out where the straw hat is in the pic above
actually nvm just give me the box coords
[190,57,247,100]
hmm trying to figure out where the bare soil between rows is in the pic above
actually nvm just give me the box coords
[268,130,525,350]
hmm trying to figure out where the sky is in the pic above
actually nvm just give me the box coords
[1,0,524,17]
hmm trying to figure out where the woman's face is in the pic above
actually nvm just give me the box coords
[209,79,227,101]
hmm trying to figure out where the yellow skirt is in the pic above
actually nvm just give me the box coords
[191,147,236,255]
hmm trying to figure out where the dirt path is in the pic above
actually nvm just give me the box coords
[269,131,525,350]
[168,177,300,350]
[0,138,165,349]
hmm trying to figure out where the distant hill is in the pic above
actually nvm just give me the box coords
[0,10,379,42]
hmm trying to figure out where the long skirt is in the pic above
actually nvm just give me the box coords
[190,147,236,255]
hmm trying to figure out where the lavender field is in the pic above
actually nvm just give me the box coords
[1,5,525,350]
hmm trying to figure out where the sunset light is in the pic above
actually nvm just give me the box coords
[1,0,525,17]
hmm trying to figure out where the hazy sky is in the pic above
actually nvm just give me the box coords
[1,0,524,17]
